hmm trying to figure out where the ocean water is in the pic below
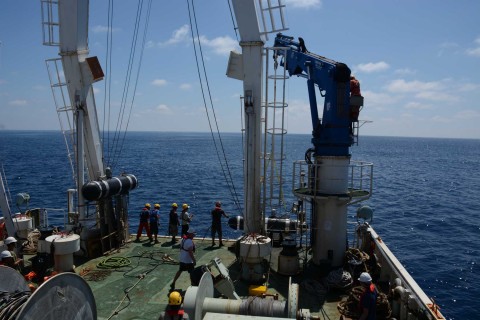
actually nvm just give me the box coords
[0,130,479,319]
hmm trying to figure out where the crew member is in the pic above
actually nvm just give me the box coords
[169,203,180,243]
[136,203,153,242]
[358,272,377,320]
[4,236,23,271]
[0,250,15,269]
[350,75,363,122]
[159,291,188,320]
[170,229,196,289]
[180,204,193,236]
[211,201,229,247]
[150,204,161,244]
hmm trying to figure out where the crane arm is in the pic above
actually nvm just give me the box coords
[273,34,353,157]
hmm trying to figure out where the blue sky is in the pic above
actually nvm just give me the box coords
[0,0,479,139]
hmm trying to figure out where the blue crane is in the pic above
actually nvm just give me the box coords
[273,34,362,157]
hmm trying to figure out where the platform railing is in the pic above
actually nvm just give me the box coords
[292,160,373,205]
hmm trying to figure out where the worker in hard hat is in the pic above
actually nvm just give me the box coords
[170,229,196,290]
[357,272,377,320]
[180,204,193,236]
[159,291,188,320]
[169,203,180,243]
[0,250,15,269]
[150,204,161,244]
[4,236,23,271]
[136,203,153,242]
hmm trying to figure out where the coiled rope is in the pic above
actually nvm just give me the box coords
[0,291,31,320]
[97,257,132,269]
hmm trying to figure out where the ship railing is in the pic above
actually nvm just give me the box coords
[292,160,373,205]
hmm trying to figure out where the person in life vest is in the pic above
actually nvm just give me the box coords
[4,236,23,272]
[358,272,377,320]
[211,201,229,247]
[150,204,161,244]
[180,204,193,236]
[349,75,363,125]
[169,203,180,243]
[159,291,189,320]
[136,203,153,242]
[170,229,196,290]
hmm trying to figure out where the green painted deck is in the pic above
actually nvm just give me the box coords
[73,235,345,320]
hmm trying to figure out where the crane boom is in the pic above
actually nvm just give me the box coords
[273,34,353,157]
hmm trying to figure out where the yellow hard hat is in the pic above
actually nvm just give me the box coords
[168,291,182,305]
[145,203,151,208]
[172,203,178,208]
[154,204,160,208]
[182,203,189,210]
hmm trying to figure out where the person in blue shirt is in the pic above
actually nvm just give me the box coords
[150,204,161,244]
[136,203,153,242]
[358,272,377,320]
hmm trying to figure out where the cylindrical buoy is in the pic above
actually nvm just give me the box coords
[81,174,138,201]
[228,215,301,233]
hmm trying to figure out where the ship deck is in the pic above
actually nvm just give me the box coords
[72,234,346,320]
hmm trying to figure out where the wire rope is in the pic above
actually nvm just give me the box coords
[109,0,144,168]
[187,0,242,213]
[111,0,153,170]
[102,0,114,166]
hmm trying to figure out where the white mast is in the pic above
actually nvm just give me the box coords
[57,0,105,221]
[230,0,265,234]
[228,0,287,282]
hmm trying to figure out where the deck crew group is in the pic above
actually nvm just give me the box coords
[135,201,229,246]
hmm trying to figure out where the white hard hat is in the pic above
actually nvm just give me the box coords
[4,237,17,245]
[358,272,372,283]
[0,250,12,260]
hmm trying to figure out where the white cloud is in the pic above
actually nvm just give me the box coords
[9,100,27,106]
[438,41,460,57]
[155,104,172,114]
[457,83,480,92]
[198,35,238,56]
[465,36,480,57]
[453,109,480,120]
[160,25,190,46]
[158,25,237,56]
[404,102,432,110]
[91,25,119,33]
[146,41,156,48]
[356,61,389,73]
[285,0,322,9]
[414,91,457,102]
[431,115,450,123]
[385,79,442,93]
[152,79,167,87]
[394,68,416,75]
[180,83,192,90]
[466,47,480,57]
[362,90,397,107]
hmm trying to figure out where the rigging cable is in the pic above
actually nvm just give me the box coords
[111,0,153,170]
[227,0,239,42]
[108,0,152,170]
[109,0,144,168]
[187,0,242,213]
[102,0,115,166]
